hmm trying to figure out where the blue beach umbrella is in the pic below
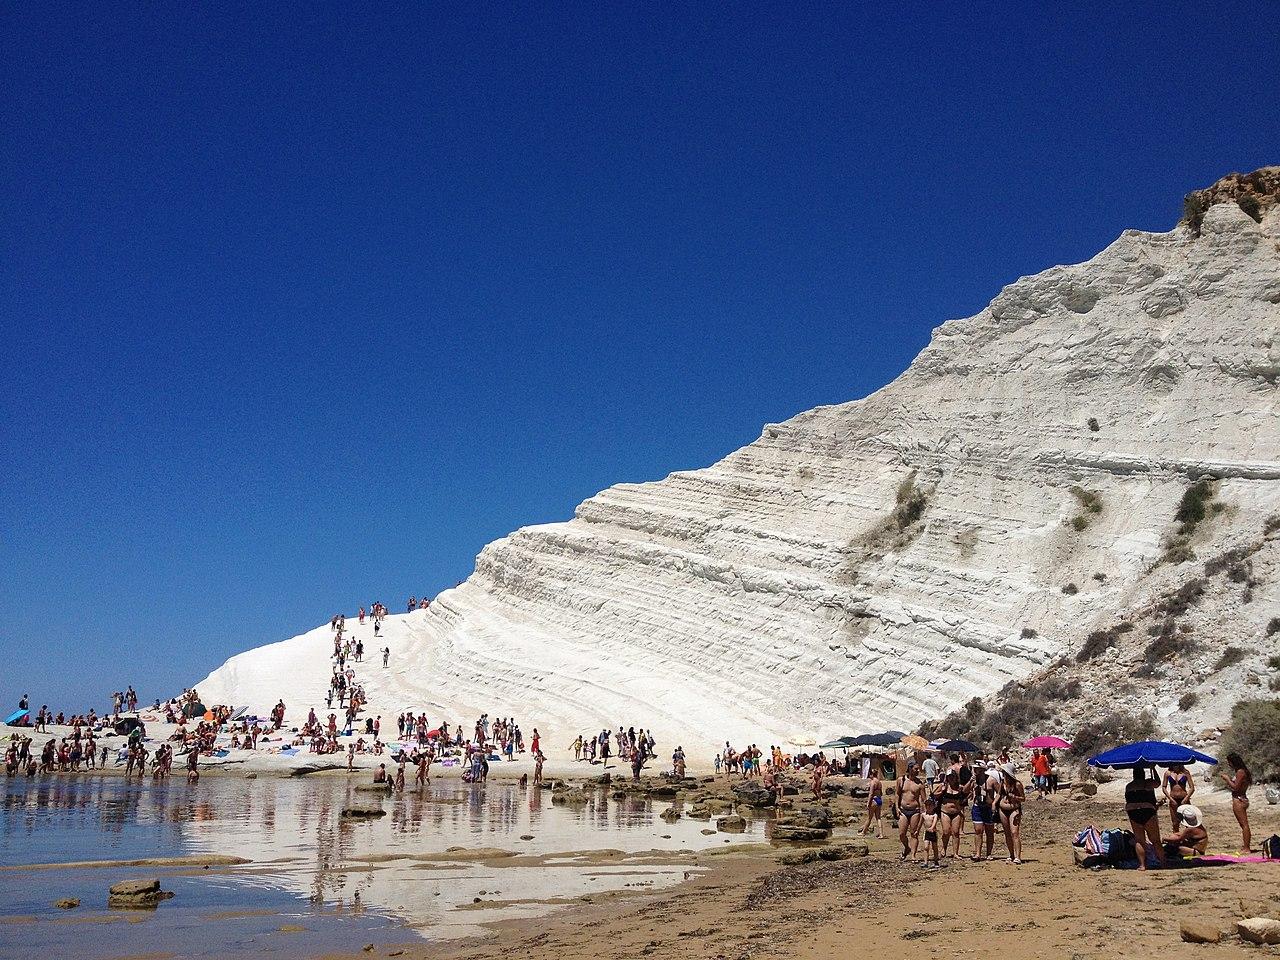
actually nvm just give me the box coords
[1087,740,1218,769]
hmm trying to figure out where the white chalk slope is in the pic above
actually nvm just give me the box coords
[198,198,1280,757]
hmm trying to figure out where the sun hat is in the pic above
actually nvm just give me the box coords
[1178,804,1202,827]
[1000,763,1017,778]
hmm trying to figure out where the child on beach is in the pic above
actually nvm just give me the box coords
[921,798,941,867]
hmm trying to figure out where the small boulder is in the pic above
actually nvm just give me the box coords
[648,785,678,800]
[732,782,775,808]
[54,898,80,910]
[108,878,173,909]
[716,814,746,833]
[1071,782,1098,798]
[1179,920,1222,944]
[341,801,386,818]
[1237,918,1280,945]
[659,807,681,823]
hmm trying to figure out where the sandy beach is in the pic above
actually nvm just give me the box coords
[297,778,1280,960]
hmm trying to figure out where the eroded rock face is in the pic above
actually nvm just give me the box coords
[198,179,1280,757]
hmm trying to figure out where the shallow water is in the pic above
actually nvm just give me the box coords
[0,775,762,959]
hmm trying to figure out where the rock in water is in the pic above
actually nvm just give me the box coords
[716,814,746,832]
[108,878,174,909]
[732,782,775,808]
[54,898,80,909]
[195,170,1280,754]
[341,801,386,818]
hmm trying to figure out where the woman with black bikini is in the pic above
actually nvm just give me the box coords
[1221,753,1253,853]
[1161,762,1194,831]
[936,769,965,862]
[1125,765,1165,870]
[997,763,1025,864]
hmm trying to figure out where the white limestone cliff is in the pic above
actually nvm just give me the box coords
[198,174,1280,758]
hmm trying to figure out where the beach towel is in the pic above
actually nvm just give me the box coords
[1196,853,1280,864]
[1074,826,1104,855]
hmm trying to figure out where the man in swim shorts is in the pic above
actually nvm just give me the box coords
[897,762,926,860]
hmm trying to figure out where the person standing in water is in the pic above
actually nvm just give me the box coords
[1221,753,1253,853]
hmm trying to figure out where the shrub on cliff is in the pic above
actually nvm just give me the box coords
[1220,699,1280,782]
[1071,710,1156,758]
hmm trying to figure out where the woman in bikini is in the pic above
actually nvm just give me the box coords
[935,769,965,862]
[1161,762,1194,831]
[997,763,1025,864]
[860,766,885,839]
[1221,753,1253,853]
[1125,765,1165,870]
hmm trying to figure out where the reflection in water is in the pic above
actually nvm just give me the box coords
[2,776,761,947]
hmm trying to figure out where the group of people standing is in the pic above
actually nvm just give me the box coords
[864,753,1026,867]
[567,727,655,774]
[1124,753,1255,868]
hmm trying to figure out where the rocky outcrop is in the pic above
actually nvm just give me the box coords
[1183,167,1280,234]
[108,878,173,909]
[197,170,1280,758]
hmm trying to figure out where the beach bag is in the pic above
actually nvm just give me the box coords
[1100,828,1135,864]
[1262,835,1280,859]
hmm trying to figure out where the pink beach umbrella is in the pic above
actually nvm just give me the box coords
[1023,735,1072,750]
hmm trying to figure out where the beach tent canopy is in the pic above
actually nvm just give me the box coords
[849,731,907,747]
[113,716,142,736]
[1024,735,1072,750]
[1087,740,1218,769]
[182,701,206,719]
[936,738,981,753]
[820,736,859,749]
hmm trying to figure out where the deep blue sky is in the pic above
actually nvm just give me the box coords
[2,5,1276,712]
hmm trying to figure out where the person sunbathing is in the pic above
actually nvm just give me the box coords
[1161,804,1208,858]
